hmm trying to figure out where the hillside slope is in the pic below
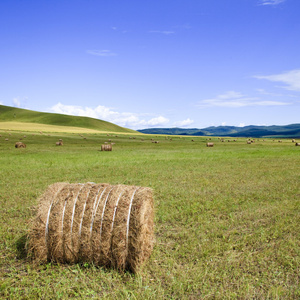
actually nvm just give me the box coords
[0,105,136,133]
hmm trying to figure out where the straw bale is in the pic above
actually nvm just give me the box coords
[295,143,300,146]
[15,142,26,148]
[29,182,154,273]
[206,142,214,147]
[56,141,63,146]
[101,144,112,151]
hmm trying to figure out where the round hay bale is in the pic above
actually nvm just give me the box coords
[206,142,214,147]
[295,143,300,146]
[15,141,26,148]
[56,141,63,146]
[29,182,154,273]
[101,144,112,151]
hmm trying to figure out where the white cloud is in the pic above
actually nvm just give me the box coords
[49,102,169,129]
[149,30,175,35]
[197,91,290,108]
[13,98,21,107]
[259,0,286,5]
[254,69,300,91]
[86,50,117,57]
[238,123,246,127]
[173,118,194,127]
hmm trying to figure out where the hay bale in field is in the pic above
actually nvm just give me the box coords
[292,139,295,143]
[5,138,9,141]
[28,182,154,273]
[101,144,112,151]
[56,141,63,146]
[295,143,300,146]
[247,141,251,144]
[15,141,26,148]
[206,142,214,147]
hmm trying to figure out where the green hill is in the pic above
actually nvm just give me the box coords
[0,105,136,133]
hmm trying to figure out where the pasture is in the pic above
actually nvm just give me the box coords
[0,129,299,299]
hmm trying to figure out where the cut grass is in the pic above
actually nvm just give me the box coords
[0,130,299,299]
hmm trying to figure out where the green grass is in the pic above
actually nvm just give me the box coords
[0,130,299,299]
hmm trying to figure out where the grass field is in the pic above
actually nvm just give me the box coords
[0,128,299,299]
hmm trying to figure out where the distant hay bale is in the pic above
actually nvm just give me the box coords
[5,138,9,141]
[15,141,26,148]
[101,144,112,151]
[206,142,214,147]
[59,139,63,142]
[292,139,295,143]
[295,143,300,146]
[56,141,63,146]
[247,141,251,144]
[28,182,154,273]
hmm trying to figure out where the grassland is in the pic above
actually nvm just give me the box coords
[0,128,299,299]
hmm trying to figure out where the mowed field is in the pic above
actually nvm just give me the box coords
[0,127,299,299]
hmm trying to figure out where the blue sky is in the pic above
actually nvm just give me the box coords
[0,0,299,129]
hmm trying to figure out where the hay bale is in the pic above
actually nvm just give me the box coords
[295,143,300,146]
[29,182,154,273]
[206,142,214,147]
[247,141,251,144]
[292,139,295,143]
[101,144,112,151]
[56,141,63,146]
[5,138,9,141]
[15,141,26,148]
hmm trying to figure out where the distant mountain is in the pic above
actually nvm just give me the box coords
[0,105,136,133]
[138,124,300,138]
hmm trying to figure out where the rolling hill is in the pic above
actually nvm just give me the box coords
[0,105,136,133]
[138,124,300,138]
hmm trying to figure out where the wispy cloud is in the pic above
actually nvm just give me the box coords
[49,103,169,129]
[13,97,21,107]
[173,118,194,127]
[86,50,117,57]
[149,30,175,35]
[197,91,290,108]
[254,69,300,92]
[259,0,286,5]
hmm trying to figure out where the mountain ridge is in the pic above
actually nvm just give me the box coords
[138,124,300,138]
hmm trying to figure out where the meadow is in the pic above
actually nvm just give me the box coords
[0,128,299,299]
